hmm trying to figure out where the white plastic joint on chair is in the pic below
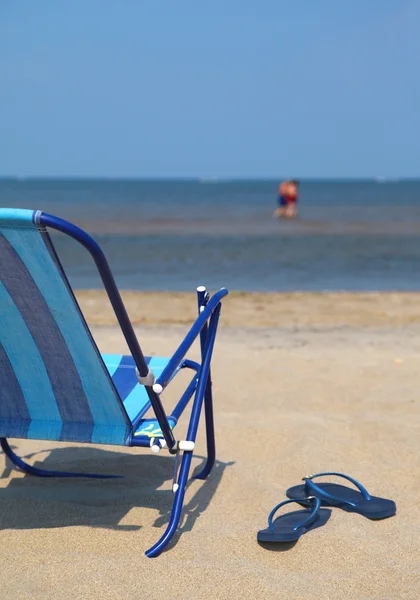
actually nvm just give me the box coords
[150,437,167,454]
[33,210,43,226]
[150,438,160,453]
[150,438,194,454]
[136,366,156,387]
[177,440,195,451]
[151,439,194,454]
[152,383,163,394]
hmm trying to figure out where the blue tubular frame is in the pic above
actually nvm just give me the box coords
[154,288,228,390]
[194,287,216,480]
[129,366,199,447]
[36,212,176,451]
[169,369,198,421]
[0,438,121,478]
[145,304,222,558]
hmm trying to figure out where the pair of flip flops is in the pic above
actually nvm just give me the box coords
[258,472,396,544]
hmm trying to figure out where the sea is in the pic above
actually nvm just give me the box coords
[1,178,420,292]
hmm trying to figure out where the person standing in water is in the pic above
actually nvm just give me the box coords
[273,180,299,219]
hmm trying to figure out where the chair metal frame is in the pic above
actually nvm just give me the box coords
[0,210,228,557]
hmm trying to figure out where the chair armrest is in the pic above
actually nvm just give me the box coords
[154,288,228,392]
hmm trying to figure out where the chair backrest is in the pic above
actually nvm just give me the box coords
[0,208,131,445]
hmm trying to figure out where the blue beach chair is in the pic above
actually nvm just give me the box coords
[0,208,228,557]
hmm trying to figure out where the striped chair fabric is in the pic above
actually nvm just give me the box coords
[0,209,173,446]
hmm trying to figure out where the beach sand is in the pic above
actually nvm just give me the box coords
[1,291,419,599]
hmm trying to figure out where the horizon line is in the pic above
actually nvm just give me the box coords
[1,175,419,182]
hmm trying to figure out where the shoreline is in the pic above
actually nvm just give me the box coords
[75,290,420,328]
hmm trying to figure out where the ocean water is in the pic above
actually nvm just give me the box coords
[1,178,420,292]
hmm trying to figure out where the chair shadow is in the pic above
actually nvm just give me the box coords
[0,443,234,540]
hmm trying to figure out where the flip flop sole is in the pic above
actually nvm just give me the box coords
[286,483,396,519]
[257,507,331,543]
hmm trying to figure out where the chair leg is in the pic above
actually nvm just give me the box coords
[194,376,216,480]
[195,286,217,481]
[146,302,222,557]
[0,438,121,479]
[145,450,193,558]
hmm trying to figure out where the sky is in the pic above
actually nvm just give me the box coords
[1,1,419,179]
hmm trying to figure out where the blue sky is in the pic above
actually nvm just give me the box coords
[1,1,418,178]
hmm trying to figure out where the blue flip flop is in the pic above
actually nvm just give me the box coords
[286,472,396,520]
[257,496,331,543]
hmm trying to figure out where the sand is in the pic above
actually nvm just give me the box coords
[1,291,419,599]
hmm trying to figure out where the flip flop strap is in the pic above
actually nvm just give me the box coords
[268,496,321,532]
[304,472,371,507]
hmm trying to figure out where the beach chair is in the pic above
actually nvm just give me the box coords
[0,208,228,557]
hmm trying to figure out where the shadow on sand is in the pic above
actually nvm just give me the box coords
[0,443,234,546]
